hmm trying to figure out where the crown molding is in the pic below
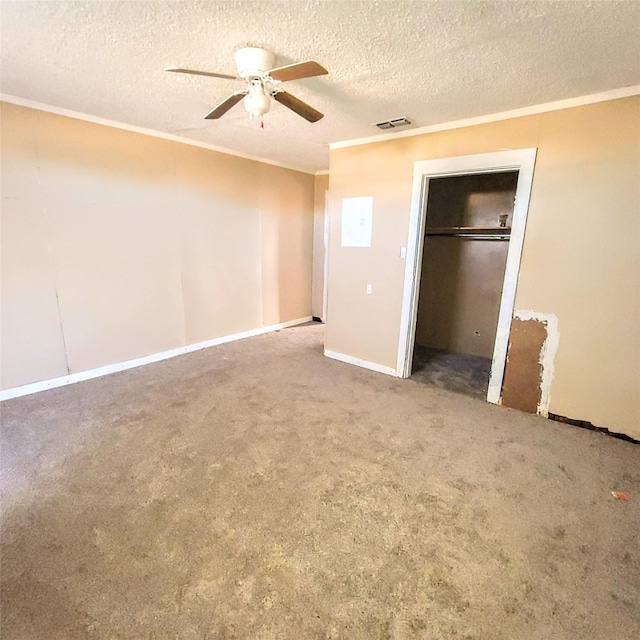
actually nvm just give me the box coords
[0,93,315,175]
[330,85,640,150]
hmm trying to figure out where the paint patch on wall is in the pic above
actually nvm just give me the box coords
[501,310,559,416]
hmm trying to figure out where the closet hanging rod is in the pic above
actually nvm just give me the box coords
[426,226,511,240]
[426,233,510,240]
[426,226,512,234]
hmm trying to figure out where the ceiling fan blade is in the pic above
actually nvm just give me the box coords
[269,60,328,83]
[165,67,237,80]
[273,91,324,123]
[204,91,247,119]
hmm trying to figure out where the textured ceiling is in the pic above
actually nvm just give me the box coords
[1,0,639,173]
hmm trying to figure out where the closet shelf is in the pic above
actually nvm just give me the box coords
[426,226,512,239]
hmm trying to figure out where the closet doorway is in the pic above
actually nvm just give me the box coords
[397,149,537,404]
[411,172,517,399]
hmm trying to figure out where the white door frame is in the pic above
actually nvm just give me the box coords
[396,148,537,404]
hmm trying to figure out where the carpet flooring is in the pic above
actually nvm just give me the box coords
[1,323,638,639]
[411,346,492,401]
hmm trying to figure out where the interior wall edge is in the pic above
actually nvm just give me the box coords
[0,316,313,402]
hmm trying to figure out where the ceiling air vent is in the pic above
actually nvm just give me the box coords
[375,117,411,130]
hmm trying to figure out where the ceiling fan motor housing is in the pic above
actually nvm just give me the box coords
[235,47,275,79]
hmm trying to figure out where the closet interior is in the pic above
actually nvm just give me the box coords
[412,171,519,400]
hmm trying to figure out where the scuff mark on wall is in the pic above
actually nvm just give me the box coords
[511,309,560,417]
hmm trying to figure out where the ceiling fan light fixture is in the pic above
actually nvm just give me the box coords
[244,83,270,117]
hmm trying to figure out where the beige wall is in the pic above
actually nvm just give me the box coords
[1,102,314,389]
[326,96,640,439]
[312,174,329,319]
[416,238,509,358]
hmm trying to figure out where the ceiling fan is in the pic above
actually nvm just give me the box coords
[165,47,328,123]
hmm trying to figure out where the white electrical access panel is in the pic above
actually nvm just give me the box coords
[341,197,373,247]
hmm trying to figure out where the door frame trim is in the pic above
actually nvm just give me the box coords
[396,148,537,404]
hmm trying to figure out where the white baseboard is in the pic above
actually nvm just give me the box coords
[0,316,312,401]
[324,349,398,377]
